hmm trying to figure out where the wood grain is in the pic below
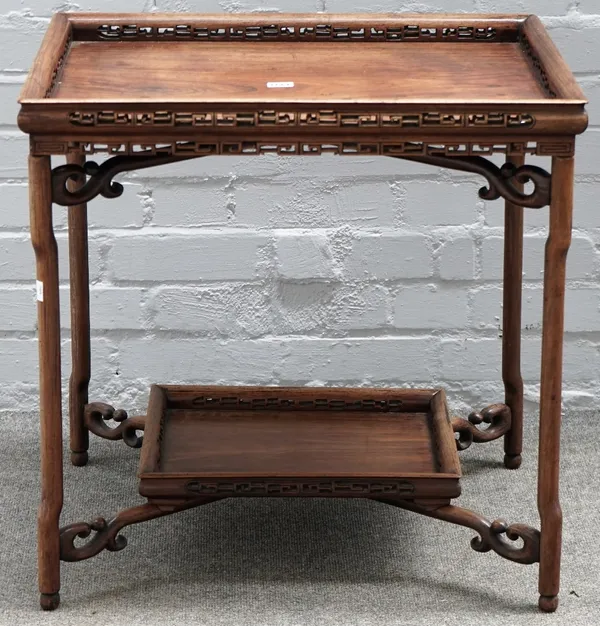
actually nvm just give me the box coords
[67,152,90,467]
[503,154,525,470]
[29,155,63,611]
[537,156,574,613]
[54,41,548,102]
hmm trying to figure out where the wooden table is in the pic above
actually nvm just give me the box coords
[18,12,587,613]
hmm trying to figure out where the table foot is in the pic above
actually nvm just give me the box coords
[40,592,60,611]
[504,453,522,470]
[539,595,559,612]
[70,450,89,466]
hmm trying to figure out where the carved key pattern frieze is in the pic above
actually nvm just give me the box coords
[45,32,72,97]
[33,139,574,158]
[520,30,557,98]
[186,480,415,496]
[96,23,497,42]
[68,110,536,129]
[190,395,405,411]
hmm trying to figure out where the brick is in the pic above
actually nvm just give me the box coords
[17,1,151,15]
[326,0,476,11]
[0,235,102,281]
[471,286,543,332]
[275,232,335,279]
[475,1,570,14]
[394,285,469,329]
[281,154,455,180]
[574,131,600,177]
[117,338,286,383]
[150,284,273,336]
[0,18,47,72]
[0,184,29,229]
[549,27,600,74]
[279,338,438,382]
[234,179,397,229]
[484,199,549,230]
[482,236,597,280]
[0,235,37,281]
[0,339,39,383]
[329,284,390,331]
[343,233,432,280]
[473,286,600,333]
[157,0,324,10]
[573,183,600,229]
[108,233,269,281]
[151,183,229,227]
[442,336,600,382]
[576,78,600,128]
[403,181,479,226]
[87,184,145,228]
[0,287,36,330]
[130,154,282,180]
[438,238,475,280]
[0,133,29,177]
[0,181,141,230]
[86,287,146,330]
[0,81,23,126]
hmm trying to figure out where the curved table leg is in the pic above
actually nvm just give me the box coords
[30,154,63,611]
[537,156,574,613]
[503,154,525,470]
[67,152,91,467]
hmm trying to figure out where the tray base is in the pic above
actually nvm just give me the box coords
[138,385,461,502]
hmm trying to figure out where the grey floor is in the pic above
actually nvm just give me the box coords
[1,411,599,626]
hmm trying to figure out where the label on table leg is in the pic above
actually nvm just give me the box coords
[36,280,44,302]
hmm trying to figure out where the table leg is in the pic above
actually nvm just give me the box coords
[503,154,525,470]
[538,155,574,613]
[29,154,63,611]
[67,152,91,467]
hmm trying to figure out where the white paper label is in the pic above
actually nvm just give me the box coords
[266,81,295,89]
[36,280,44,302]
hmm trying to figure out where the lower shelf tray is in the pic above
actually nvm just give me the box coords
[138,385,461,501]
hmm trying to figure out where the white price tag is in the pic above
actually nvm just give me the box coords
[36,280,44,302]
[266,81,295,89]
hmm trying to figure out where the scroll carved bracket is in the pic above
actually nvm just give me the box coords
[379,499,540,565]
[451,403,512,451]
[397,155,551,208]
[59,499,220,562]
[84,402,146,449]
[51,154,201,206]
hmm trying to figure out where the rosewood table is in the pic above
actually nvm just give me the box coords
[18,12,587,613]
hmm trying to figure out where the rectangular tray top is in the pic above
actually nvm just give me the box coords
[17,13,588,143]
[138,385,461,501]
[54,41,545,103]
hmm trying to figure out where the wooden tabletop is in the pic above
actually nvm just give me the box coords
[55,41,547,103]
[17,13,588,157]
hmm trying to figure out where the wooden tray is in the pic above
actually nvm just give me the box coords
[18,13,587,156]
[138,385,461,501]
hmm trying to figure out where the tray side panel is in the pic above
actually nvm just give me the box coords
[520,15,587,102]
[19,13,71,101]
[138,384,167,475]
[162,385,436,412]
[67,13,524,43]
[430,390,462,477]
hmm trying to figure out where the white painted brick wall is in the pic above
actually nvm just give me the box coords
[2,1,600,417]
